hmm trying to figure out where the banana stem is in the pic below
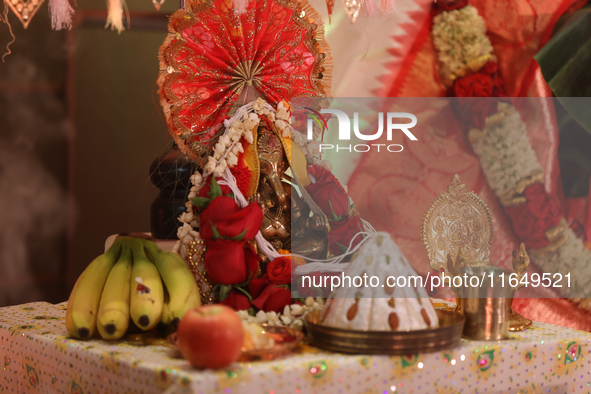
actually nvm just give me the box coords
[140,238,164,260]
[106,235,126,259]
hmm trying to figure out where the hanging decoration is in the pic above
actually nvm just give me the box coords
[4,0,45,28]
[333,0,396,24]
[105,0,127,33]
[48,0,74,30]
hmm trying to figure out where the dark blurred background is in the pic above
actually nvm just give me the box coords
[0,0,177,306]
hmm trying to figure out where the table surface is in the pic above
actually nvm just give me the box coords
[1,302,591,394]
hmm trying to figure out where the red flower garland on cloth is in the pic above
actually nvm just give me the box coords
[505,184,562,249]
[453,62,509,129]
[453,62,507,98]
[432,0,469,15]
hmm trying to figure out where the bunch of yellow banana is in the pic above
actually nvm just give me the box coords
[65,235,201,340]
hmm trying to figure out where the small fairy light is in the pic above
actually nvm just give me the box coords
[417,362,424,369]
[460,354,465,361]
[451,359,456,366]
[390,385,397,392]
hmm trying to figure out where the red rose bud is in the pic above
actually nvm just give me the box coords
[524,183,546,202]
[252,285,292,313]
[200,196,263,241]
[204,239,251,284]
[266,256,292,285]
[306,163,350,222]
[248,275,269,299]
[328,215,364,256]
[220,290,252,311]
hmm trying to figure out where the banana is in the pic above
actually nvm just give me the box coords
[65,236,124,339]
[156,285,173,336]
[96,241,133,340]
[129,238,164,330]
[142,240,201,329]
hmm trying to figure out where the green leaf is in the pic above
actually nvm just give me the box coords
[248,307,256,316]
[209,176,223,200]
[210,221,223,240]
[336,241,348,254]
[535,7,591,134]
[229,229,248,241]
[191,196,211,209]
[328,200,342,222]
[219,285,233,302]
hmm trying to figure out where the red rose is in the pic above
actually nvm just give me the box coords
[524,183,546,202]
[453,73,494,98]
[203,239,259,284]
[296,273,319,298]
[528,198,550,220]
[248,275,269,298]
[506,206,536,240]
[481,62,498,75]
[266,256,292,285]
[480,61,508,97]
[328,215,364,256]
[200,196,262,241]
[306,164,350,224]
[252,285,292,313]
[296,272,334,298]
[220,290,251,311]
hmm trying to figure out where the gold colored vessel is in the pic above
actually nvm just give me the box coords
[304,310,465,355]
[421,175,532,334]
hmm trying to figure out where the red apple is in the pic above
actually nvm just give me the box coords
[177,304,244,369]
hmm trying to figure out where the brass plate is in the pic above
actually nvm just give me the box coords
[304,310,465,355]
[239,325,304,362]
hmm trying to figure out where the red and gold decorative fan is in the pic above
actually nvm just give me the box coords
[157,0,332,163]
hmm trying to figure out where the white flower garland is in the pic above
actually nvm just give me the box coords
[469,104,543,197]
[468,103,591,300]
[431,5,495,83]
[431,7,591,302]
[237,297,325,330]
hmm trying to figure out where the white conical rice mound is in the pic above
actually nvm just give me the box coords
[321,232,439,331]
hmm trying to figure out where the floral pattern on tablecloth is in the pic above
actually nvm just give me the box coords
[1,302,591,394]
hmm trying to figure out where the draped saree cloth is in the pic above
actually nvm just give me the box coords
[345,0,591,331]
